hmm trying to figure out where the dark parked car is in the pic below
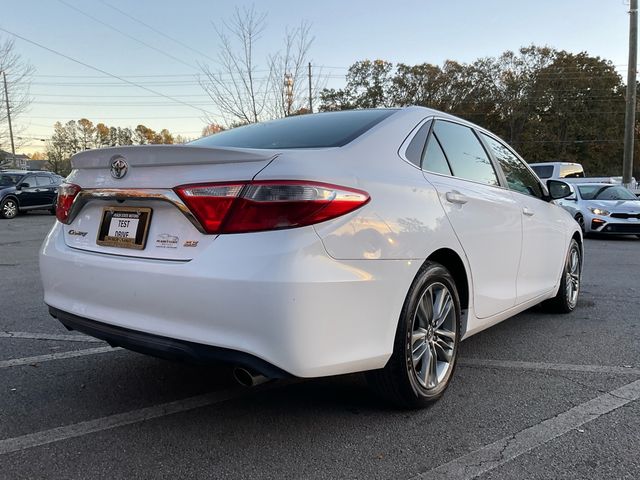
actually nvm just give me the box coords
[0,170,63,219]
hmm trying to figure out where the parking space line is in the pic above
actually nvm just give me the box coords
[0,387,263,455]
[412,378,640,479]
[0,332,103,343]
[0,346,119,369]
[459,358,640,376]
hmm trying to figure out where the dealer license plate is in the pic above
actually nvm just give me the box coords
[96,207,152,250]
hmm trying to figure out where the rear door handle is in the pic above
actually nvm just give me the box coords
[445,191,469,205]
[523,207,535,216]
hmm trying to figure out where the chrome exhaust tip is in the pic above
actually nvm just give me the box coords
[233,367,270,387]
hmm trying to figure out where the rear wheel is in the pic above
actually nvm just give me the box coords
[543,239,581,313]
[367,262,460,408]
[0,198,18,219]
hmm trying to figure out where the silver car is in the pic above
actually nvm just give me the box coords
[555,182,640,237]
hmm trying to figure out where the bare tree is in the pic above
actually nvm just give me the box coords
[0,38,33,159]
[266,21,314,118]
[199,8,322,126]
[200,6,270,125]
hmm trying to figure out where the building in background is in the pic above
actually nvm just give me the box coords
[0,149,30,169]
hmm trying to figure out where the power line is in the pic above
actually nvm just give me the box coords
[98,0,218,64]
[26,75,348,87]
[30,101,226,106]
[0,25,215,117]
[27,66,349,79]
[56,0,198,71]
[22,114,204,119]
[29,93,214,98]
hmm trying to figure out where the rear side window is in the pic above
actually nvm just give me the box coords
[36,175,52,186]
[190,110,398,149]
[433,121,499,186]
[404,120,432,166]
[423,133,452,176]
[560,165,585,178]
[530,165,554,179]
[482,134,543,198]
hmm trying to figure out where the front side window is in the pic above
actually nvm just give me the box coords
[21,175,34,187]
[433,121,498,186]
[482,134,543,198]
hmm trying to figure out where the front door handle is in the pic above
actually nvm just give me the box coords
[445,191,469,205]
[523,207,535,216]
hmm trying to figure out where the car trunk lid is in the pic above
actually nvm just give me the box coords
[62,145,276,260]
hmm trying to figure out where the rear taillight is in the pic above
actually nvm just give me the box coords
[174,181,369,234]
[56,183,82,223]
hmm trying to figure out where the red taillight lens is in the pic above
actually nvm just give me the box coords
[56,183,82,223]
[174,181,369,234]
[174,183,244,233]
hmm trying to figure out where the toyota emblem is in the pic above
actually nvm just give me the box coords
[110,157,128,179]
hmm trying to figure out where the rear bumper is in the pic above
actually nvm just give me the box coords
[49,307,291,378]
[40,222,417,378]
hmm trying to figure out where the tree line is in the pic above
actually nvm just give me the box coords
[320,46,634,177]
[45,119,188,175]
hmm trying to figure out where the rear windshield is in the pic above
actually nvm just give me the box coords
[530,165,554,179]
[190,110,397,149]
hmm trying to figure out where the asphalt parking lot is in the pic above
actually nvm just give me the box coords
[0,213,639,480]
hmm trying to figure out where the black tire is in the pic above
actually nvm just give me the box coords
[575,214,585,233]
[0,198,19,219]
[543,239,582,313]
[366,262,461,409]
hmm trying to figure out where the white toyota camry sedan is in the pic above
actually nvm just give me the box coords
[40,107,582,408]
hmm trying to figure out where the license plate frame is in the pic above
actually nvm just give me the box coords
[96,206,152,250]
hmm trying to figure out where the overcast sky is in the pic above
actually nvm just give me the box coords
[2,0,634,153]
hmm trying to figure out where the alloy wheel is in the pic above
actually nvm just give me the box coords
[409,282,456,389]
[2,200,17,219]
[565,246,581,309]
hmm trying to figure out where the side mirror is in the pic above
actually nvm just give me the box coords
[547,180,573,200]
[16,182,29,190]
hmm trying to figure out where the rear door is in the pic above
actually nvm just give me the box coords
[421,120,522,319]
[36,175,57,205]
[480,133,567,303]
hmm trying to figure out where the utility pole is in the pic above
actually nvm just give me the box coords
[623,0,638,187]
[1,70,17,166]
[308,62,313,113]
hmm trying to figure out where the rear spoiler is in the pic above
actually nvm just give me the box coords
[71,145,277,169]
